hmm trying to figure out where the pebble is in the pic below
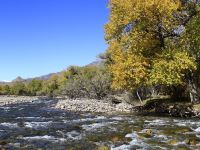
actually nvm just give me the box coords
[0,96,45,106]
[0,96,134,113]
[54,98,133,113]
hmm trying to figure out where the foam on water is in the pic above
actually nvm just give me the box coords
[82,121,115,131]
[64,116,107,124]
[17,117,41,119]
[111,132,147,150]
[174,119,200,127]
[0,107,11,111]
[65,130,82,140]
[8,142,21,148]
[195,127,200,133]
[155,134,168,141]
[0,123,19,128]
[145,119,169,126]
[175,123,187,126]
[111,144,132,150]
[111,116,127,121]
[24,121,52,129]
[16,117,48,121]
[20,135,66,143]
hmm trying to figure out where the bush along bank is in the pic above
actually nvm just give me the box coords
[133,99,200,118]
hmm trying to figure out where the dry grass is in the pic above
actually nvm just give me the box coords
[194,104,200,112]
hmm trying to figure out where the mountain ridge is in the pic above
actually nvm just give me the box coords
[0,60,103,84]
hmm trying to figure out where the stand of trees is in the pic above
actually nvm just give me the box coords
[105,0,200,103]
[0,65,112,99]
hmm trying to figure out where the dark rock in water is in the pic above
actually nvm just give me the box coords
[138,129,153,139]
[0,140,7,145]
[185,138,197,145]
[144,129,153,136]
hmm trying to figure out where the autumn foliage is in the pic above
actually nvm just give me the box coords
[105,0,200,102]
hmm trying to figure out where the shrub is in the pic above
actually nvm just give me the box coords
[60,66,111,99]
[26,79,43,96]
[41,75,59,97]
[10,82,27,95]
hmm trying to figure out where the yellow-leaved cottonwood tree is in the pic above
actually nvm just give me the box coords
[105,0,200,103]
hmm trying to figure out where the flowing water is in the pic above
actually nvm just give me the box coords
[0,99,200,150]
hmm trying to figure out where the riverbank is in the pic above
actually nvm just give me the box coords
[54,98,134,113]
[0,96,134,113]
[0,95,46,106]
[134,98,200,118]
[1,95,199,117]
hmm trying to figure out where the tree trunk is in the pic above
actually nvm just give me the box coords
[136,89,143,105]
[188,73,199,103]
[188,79,199,103]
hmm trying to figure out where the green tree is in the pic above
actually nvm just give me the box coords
[61,66,111,99]
[1,85,11,95]
[27,79,43,96]
[42,75,59,97]
[11,82,27,95]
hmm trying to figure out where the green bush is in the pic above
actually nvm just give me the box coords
[26,79,43,96]
[60,66,111,99]
[10,82,27,95]
[41,75,59,97]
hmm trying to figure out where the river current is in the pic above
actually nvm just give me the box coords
[0,99,200,150]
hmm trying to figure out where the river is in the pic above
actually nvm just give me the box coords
[0,99,200,149]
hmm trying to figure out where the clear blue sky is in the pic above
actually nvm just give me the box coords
[0,0,109,81]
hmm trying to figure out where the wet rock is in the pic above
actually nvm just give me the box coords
[176,145,188,150]
[139,129,153,138]
[185,138,197,145]
[168,139,178,145]
[87,135,101,142]
[0,141,7,145]
[145,129,153,136]
[12,143,20,148]
[111,134,126,143]
[97,145,109,150]
[111,136,121,142]
[159,127,189,136]
[73,125,82,131]
[176,127,192,133]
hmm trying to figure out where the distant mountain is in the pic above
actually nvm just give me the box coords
[87,59,104,66]
[0,81,6,85]
[0,60,105,84]
[12,76,25,82]
[28,72,60,81]
[0,80,11,85]
[0,73,60,85]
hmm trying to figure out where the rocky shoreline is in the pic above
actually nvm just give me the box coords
[0,96,199,117]
[0,95,44,106]
[133,99,200,118]
[54,98,134,113]
[0,96,134,113]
